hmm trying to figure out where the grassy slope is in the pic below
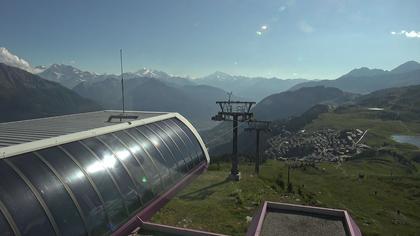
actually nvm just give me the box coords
[152,110,420,236]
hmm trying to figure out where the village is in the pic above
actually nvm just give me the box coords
[265,128,369,162]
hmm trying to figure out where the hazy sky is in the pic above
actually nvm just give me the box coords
[1,0,420,79]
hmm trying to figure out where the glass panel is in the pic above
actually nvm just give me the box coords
[157,121,195,171]
[0,161,56,235]
[143,124,184,176]
[165,119,202,164]
[163,119,199,164]
[171,118,206,163]
[0,211,14,236]
[149,123,189,173]
[10,153,87,236]
[134,125,181,183]
[126,128,173,188]
[113,130,163,194]
[39,147,108,236]
[62,141,126,231]
[82,138,141,214]
[98,133,155,205]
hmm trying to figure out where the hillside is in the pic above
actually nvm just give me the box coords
[357,84,420,109]
[160,85,420,236]
[291,61,420,94]
[73,77,228,129]
[0,63,101,122]
[253,86,356,121]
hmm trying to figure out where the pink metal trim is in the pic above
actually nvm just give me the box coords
[246,201,267,236]
[112,161,207,236]
[345,212,362,236]
[246,201,362,236]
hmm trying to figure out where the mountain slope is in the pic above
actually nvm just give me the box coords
[291,61,420,94]
[356,85,420,119]
[196,72,308,101]
[390,61,420,74]
[73,77,127,109]
[0,63,101,122]
[253,86,356,120]
[73,77,227,129]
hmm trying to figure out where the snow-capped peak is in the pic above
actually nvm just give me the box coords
[0,47,43,74]
[204,71,234,80]
[135,68,171,79]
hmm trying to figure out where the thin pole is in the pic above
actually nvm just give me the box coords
[120,49,125,114]
[287,164,290,191]
[255,129,260,174]
[231,115,239,178]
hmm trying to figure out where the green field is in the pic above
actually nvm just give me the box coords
[152,111,420,236]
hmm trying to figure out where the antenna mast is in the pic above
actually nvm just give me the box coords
[120,49,125,114]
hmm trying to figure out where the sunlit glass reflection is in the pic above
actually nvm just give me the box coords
[115,150,130,160]
[86,154,117,173]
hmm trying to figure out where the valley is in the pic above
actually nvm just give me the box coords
[1,47,420,236]
[152,100,420,236]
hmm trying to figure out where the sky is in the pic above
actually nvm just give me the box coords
[1,0,420,79]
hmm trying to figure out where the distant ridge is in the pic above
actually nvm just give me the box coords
[253,86,356,120]
[196,72,308,101]
[291,61,420,94]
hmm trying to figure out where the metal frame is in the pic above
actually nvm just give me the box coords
[4,159,61,235]
[0,199,21,236]
[121,129,166,192]
[246,201,362,236]
[35,152,91,236]
[153,122,191,171]
[159,120,195,167]
[78,141,130,216]
[167,119,203,164]
[108,133,158,196]
[58,145,113,228]
[0,111,211,236]
[95,137,144,205]
[144,125,183,173]
[130,127,174,183]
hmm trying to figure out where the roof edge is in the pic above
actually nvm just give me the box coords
[0,112,176,159]
[173,113,210,164]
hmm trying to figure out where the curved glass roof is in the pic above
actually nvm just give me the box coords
[0,117,207,236]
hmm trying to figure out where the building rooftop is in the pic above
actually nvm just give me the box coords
[246,202,361,236]
[0,110,171,158]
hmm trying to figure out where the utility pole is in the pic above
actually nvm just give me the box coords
[212,96,255,181]
[245,120,271,174]
[120,49,125,115]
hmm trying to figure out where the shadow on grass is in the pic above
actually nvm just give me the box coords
[179,179,229,201]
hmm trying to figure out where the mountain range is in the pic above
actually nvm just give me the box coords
[2,46,420,130]
[290,61,420,94]
[0,63,101,122]
[194,71,308,101]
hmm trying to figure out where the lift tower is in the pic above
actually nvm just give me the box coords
[212,99,255,180]
[245,120,271,174]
